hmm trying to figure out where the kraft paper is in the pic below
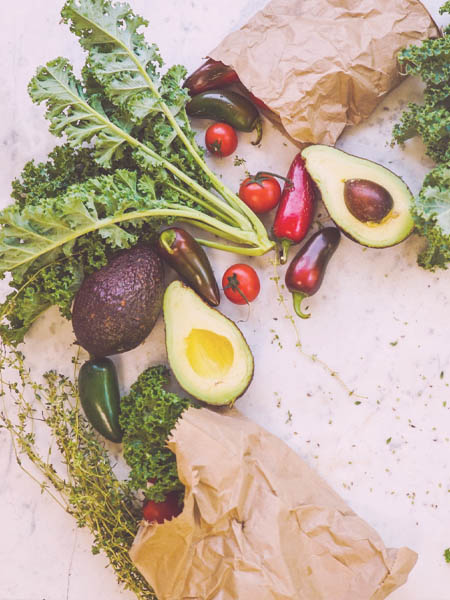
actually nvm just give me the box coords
[130,408,417,599]
[209,0,439,145]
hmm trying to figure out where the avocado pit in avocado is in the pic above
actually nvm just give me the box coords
[301,145,414,248]
[344,179,394,224]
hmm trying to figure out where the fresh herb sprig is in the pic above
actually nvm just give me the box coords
[393,2,450,270]
[120,366,195,503]
[0,346,156,599]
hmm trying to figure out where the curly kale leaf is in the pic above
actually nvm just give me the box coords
[392,1,450,164]
[11,145,107,209]
[0,168,169,344]
[0,170,162,278]
[119,366,195,503]
[412,164,450,270]
[393,4,450,269]
[29,57,136,168]
[0,0,270,344]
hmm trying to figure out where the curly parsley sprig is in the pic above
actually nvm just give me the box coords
[120,366,195,503]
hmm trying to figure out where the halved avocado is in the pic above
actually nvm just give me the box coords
[164,281,253,406]
[301,145,414,247]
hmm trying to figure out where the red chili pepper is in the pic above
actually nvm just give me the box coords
[183,59,239,95]
[272,154,316,264]
[285,227,340,319]
[184,58,270,111]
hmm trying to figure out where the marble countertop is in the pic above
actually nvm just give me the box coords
[1,1,449,599]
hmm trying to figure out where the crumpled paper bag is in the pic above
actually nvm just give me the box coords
[130,408,417,599]
[208,0,439,145]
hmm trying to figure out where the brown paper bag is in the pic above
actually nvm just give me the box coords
[130,408,417,599]
[209,0,439,145]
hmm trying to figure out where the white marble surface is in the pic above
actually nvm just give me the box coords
[1,1,449,599]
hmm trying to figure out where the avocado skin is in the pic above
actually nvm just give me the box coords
[72,246,164,357]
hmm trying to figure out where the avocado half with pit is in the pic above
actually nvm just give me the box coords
[301,145,415,247]
[164,281,254,406]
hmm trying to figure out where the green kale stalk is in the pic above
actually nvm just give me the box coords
[0,0,274,345]
[393,2,450,270]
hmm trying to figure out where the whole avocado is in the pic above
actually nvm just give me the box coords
[72,246,164,357]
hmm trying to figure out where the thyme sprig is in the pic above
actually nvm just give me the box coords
[0,346,155,600]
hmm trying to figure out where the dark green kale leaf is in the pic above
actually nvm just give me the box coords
[1,0,273,345]
[412,164,450,270]
[0,168,169,345]
[393,23,450,164]
[393,3,450,270]
[11,145,107,208]
[119,366,195,503]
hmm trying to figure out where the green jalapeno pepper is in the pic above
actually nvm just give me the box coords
[157,227,220,306]
[186,89,263,145]
[78,357,123,443]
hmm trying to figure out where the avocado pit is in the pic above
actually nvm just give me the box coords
[344,179,393,224]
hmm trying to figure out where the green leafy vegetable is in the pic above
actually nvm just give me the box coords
[0,347,156,599]
[11,145,107,208]
[412,165,450,269]
[0,348,195,597]
[120,366,195,503]
[0,0,273,344]
[393,3,450,269]
[0,168,168,344]
[445,547,450,563]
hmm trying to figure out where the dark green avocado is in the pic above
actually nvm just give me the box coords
[72,246,164,357]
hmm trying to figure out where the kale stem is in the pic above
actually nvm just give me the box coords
[42,62,256,238]
[196,237,273,255]
[178,218,254,243]
[7,205,259,273]
[165,181,244,227]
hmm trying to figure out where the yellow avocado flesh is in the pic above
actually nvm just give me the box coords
[301,145,415,247]
[164,281,254,406]
[186,329,234,379]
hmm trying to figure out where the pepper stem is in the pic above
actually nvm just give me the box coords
[279,239,292,265]
[292,292,311,319]
[251,118,263,145]
[159,229,177,254]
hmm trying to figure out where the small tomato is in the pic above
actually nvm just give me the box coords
[239,173,282,214]
[142,491,182,524]
[205,122,238,157]
[222,264,261,305]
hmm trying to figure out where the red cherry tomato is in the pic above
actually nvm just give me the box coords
[239,173,282,214]
[222,264,261,305]
[205,122,238,157]
[142,491,182,524]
